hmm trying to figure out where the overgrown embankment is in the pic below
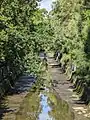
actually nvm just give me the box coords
[48,55,90,120]
[50,0,90,103]
[0,0,53,97]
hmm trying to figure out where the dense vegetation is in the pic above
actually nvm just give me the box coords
[0,0,90,103]
[0,0,52,97]
[51,0,90,103]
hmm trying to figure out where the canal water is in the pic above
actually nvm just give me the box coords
[15,86,74,120]
[15,53,74,120]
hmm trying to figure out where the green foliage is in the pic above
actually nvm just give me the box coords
[50,0,90,101]
[0,0,52,96]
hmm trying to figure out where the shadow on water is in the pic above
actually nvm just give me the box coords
[0,74,36,120]
[16,87,74,120]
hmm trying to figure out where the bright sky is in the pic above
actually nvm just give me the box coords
[39,0,56,12]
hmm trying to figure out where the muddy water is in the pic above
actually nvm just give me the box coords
[15,87,74,120]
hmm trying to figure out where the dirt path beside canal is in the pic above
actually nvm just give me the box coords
[48,56,90,120]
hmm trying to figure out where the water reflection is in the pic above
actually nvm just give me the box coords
[16,88,74,120]
[38,93,53,120]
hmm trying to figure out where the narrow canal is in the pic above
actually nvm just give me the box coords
[0,53,75,120]
[15,64,74,120]
[15,87,74,120]
[1,53,89,120]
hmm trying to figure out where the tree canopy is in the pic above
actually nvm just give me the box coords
[0,0,53,95]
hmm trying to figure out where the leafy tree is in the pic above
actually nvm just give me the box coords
[50,0,90,103]
[0,0,52,96]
